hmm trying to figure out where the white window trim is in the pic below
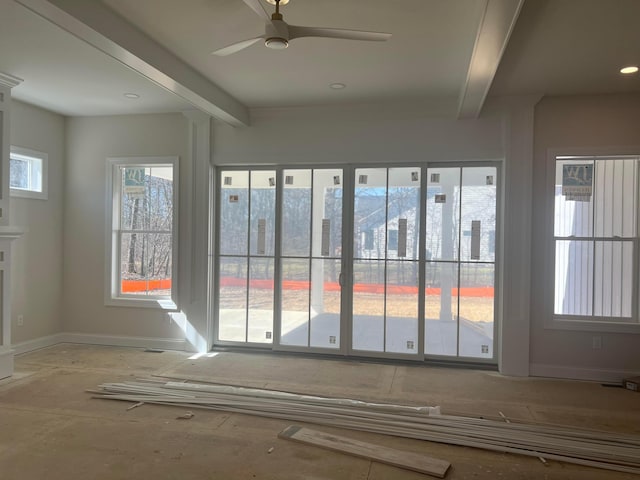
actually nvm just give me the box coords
[105,156,179,310]
[10,146,48,200]
[545,147,640,334]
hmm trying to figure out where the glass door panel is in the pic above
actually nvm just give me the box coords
[352,167,421,357]
[280,169,312,346]
[353,168,387,353]
[217,169,275,345]
[458,166,496,358]
[218,171,249,342]
[278,169,343,350]
[424,166,497,360]
[309,170,343,350]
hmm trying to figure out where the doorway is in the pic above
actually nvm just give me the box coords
[213,164,498,363]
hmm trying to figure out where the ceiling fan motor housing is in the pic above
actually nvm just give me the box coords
[265,37,289,49]
[265,19,290,49]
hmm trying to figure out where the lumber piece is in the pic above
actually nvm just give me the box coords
[279,425,451,478]
[90,380,640,475]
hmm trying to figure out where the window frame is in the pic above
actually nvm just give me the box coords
[9,146,48,200]
[105,156,179,309]
[546,147,640,334]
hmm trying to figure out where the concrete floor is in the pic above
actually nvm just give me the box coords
[1,344,639,480]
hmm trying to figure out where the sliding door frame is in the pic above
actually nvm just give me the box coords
[346,163,425,362]
[420,161,502,366]
[211,161,501,366]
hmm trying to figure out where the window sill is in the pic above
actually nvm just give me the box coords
[547,317,640,334]
[105,297,178,311]
[10,188,47,200]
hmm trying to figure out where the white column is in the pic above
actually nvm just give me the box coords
[179,110,211,353]
[497,95,541,377]
[0,72,24,379]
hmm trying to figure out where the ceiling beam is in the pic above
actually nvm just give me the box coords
[457,0,525,119]
[15,0,249,127]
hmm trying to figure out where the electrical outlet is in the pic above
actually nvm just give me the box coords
[17,315,24,326]
[592,336,602,349]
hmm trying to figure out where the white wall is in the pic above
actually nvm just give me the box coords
[211,101,541,374]
[213,102,505,165]
[530,93,640,380]
[63,113,198,345]
[9,100,64,343]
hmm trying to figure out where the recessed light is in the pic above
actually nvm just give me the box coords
[266,0,289,5]
[330,83,346,90]
[620,66,639,74]
[123,93,140,99]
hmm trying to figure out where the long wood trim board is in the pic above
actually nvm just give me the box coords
[278,425,451,478]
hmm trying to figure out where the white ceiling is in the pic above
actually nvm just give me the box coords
[102,0,485,108]
[0,0,192,116]
[1,0,639,120]
[490,0,640,97]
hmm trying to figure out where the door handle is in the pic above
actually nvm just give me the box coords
[338,272,344,287]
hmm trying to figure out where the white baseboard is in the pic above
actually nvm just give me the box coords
[61,333,188,351]
[530,363,640,383]
[12,332,188,355]
[11,334,65,355]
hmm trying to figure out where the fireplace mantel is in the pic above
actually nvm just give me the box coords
[0,227,24,379]
[0,73,24,379]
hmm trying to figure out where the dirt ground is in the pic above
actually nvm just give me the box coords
[221,288,494,323]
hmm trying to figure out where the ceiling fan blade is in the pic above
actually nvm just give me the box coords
[242,0,273,23]
[212,37,264,56]
[289,26,391,42]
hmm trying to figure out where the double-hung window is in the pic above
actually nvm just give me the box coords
[106,156,178,308]
[553,154,639,328]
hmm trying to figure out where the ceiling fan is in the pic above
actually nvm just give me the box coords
[212,0,392,56]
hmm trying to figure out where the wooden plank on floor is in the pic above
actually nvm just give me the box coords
[278,425,451,478]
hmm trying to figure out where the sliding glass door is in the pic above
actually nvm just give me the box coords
[214,164,498,363]
[216,167,345,352]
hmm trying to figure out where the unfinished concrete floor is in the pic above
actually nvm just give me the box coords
[1,344,639,480]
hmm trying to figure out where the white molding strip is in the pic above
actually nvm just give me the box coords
[457,0,525,118]
[530,363,640,383]
[11,333,65,355]
[0,73,24,89]
[12,333,188,355]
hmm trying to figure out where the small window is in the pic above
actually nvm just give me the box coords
[10,146,47,199]
[364,229,374,250]
[105,156,178,308]
[388,229,398,250]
